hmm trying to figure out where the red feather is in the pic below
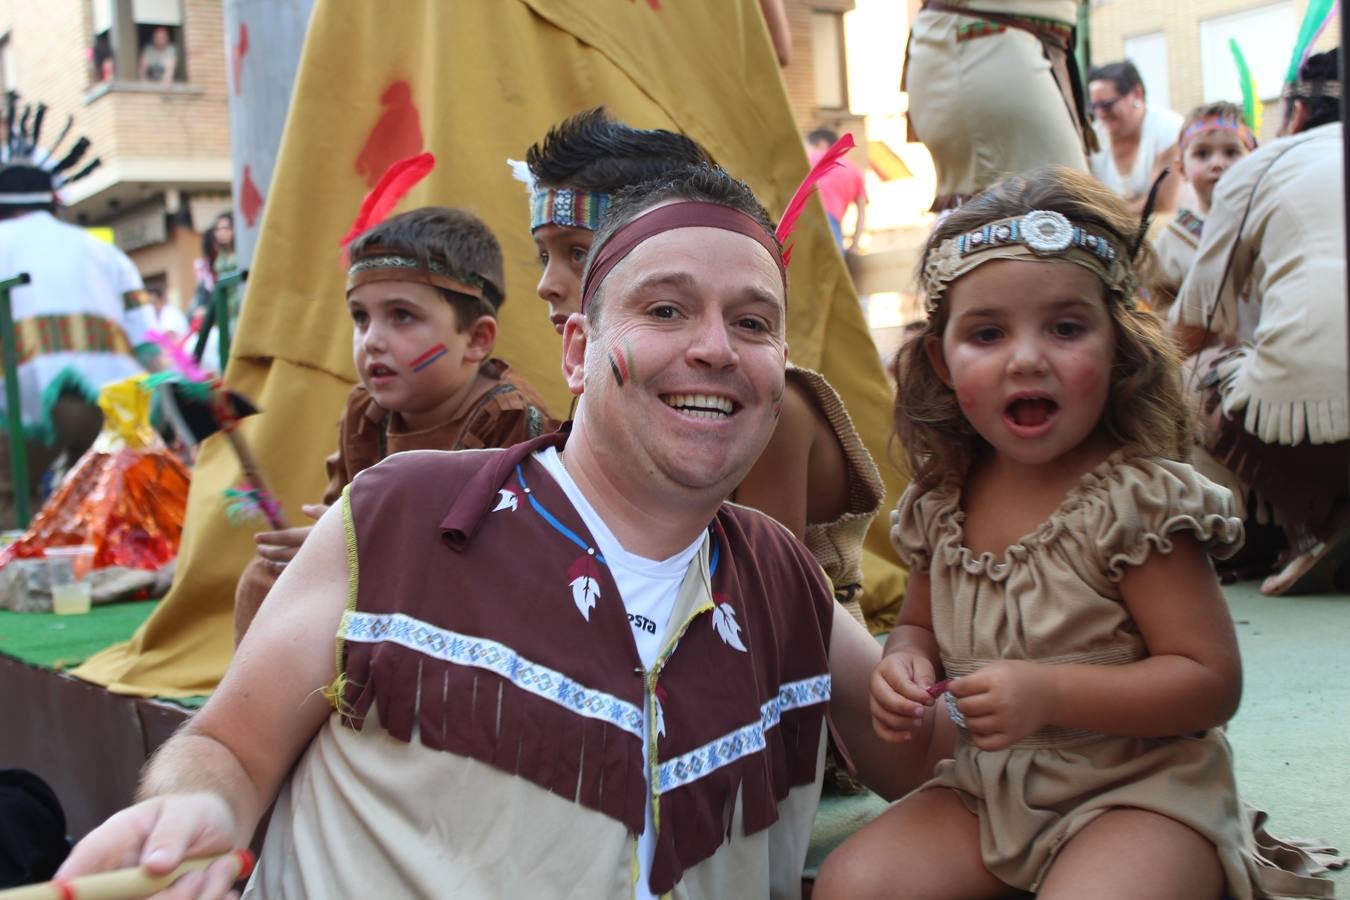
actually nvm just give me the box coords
[339,151,436,251]
[775,133,855,263]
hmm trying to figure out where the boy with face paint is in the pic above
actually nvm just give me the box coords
[1147,102,1256,318]
[233,206,556,643]
[518,108,888,632]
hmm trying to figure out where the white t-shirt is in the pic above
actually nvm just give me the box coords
[534,446,704,899]
[0,211,143,427]
[1090,105,1184,202]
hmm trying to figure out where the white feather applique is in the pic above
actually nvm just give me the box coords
[712,602,748,652]
[491,488,519,512]
[506,158,536,193]
[566,556,601,622]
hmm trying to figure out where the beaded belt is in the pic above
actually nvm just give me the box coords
[941,646,1144,749]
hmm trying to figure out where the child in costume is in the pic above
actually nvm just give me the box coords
[516,109,886,631]
[814,167,1333,899]
[234,206,555,642]
[1149,102,1256,317]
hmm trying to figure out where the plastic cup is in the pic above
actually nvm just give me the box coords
[46,545,95,616]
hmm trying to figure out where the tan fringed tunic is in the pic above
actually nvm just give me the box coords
[889,453,1313,898]
[1171,123,1348,448]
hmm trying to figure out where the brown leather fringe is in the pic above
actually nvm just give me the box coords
[649,706,826,894]
[341,640,647,834]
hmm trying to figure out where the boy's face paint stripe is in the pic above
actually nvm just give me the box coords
[410,343,449,372]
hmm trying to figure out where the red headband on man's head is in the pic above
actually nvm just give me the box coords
[579,201,787,311]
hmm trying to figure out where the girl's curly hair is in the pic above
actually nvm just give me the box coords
[894,166,1191,489]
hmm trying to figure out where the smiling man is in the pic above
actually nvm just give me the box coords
[58,166,941,900]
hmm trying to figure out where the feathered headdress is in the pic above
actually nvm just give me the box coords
[1228,39,1263,137]
[338,151,436,251]
[1286,0,1337,85]
[775,133,855,266]
[0,90,100,205]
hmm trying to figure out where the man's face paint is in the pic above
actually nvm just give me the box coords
[771,385,784,419]
[608,340,636,388]
[410,342,449,372]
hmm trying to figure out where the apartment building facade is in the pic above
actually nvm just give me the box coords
[0,0,232,308]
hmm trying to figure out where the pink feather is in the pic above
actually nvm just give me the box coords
[339,152,436,250]
[146,330,210,383]
[775,133,856,261]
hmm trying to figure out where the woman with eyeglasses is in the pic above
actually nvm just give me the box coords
[1087,60,1184,215]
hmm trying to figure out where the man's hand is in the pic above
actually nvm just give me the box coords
[254,504,327,571]
[950,660,1057,751]
[869,651,938,743]
[57,793,243,899]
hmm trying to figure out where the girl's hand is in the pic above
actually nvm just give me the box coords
[950,660,1057,751]
[869,651,938,743]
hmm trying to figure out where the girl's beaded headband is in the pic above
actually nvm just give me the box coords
[921,210,1135,315]
[1179,116,1256,152]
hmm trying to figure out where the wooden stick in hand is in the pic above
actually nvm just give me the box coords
[0,849,254,900]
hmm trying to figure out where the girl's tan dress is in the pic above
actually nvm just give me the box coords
[891,452,1328,898]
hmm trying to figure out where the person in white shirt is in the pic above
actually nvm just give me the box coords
[1088,60,1183,215]
[0,94,143,524]
[138,26,178,84]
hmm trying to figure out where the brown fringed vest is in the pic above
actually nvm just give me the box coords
[336,429,834,895]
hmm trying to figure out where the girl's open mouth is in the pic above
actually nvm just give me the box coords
[1005,396,1058,430]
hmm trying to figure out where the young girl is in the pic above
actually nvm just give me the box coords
[1150,101,1256,317]
[815,167,1313,899]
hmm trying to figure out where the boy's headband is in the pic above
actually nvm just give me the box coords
[346,244,500,309]
[530,187,612,233]
[921,210,1134,315]
[1180,116,1256,151]
[580,201,786,311]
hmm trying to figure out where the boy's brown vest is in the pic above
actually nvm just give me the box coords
[338,430,834,893]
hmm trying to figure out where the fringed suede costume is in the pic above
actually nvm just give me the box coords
[245,430,835,898]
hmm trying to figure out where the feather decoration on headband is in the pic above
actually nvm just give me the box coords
[50,136,91,176]
[507,158,537,193]
[1286,0,1336,83]
[338,151,436,252]
[1229,39,1262,137]
[1133,167,1170,259]
[42,114,74,166]
[776,133,855,266]
[23,104,46,157]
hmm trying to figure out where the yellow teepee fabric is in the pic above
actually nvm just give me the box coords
[74,0,908,698]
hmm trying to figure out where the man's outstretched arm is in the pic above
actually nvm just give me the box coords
[57,501,353,898]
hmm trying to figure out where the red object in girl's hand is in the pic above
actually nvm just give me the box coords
[926,679,952,699]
